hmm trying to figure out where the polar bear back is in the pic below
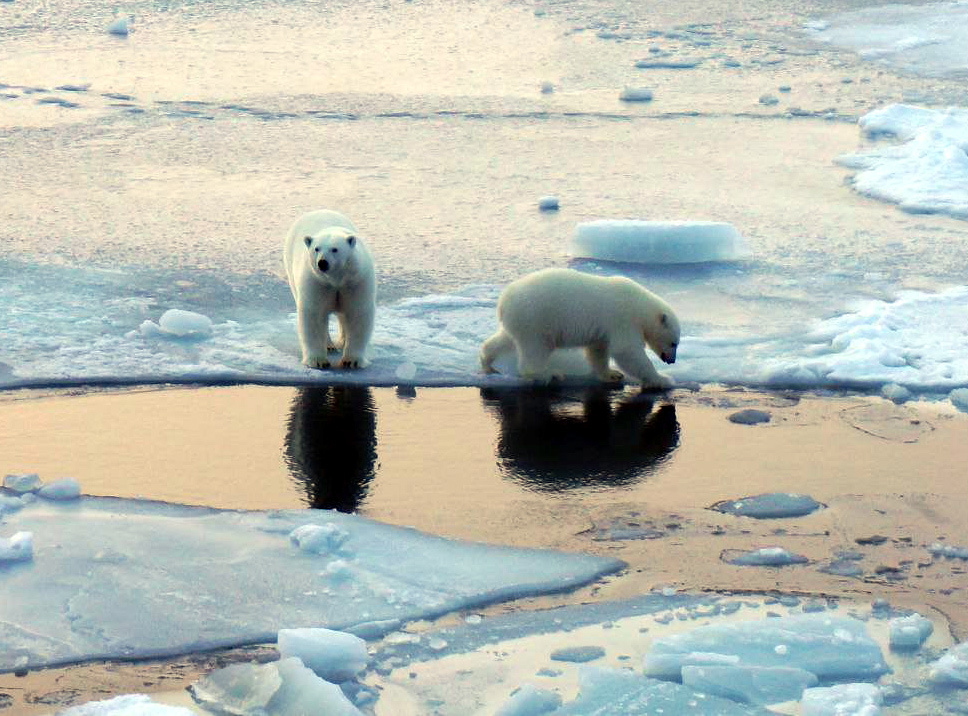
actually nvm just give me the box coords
[498,267,674,349]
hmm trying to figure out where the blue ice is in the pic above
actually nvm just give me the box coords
[0,493,623,672]
[712,493,824,519]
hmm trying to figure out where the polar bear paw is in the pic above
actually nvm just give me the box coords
[643,374,674,390]
[305,355,332,369]
[339,357,364,369]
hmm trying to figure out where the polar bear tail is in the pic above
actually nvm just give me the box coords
[480,329,514,374]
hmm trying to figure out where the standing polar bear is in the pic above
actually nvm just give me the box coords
[480,268,680,388]
[284,209,376,369]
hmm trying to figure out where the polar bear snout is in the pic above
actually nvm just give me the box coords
[661,351,676,364]
[318,258,330,272]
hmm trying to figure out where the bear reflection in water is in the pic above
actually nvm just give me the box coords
[482,387,679,491]
[284,386,377,512]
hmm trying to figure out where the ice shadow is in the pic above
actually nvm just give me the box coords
[480,386,680,492]
[283,386,377,512]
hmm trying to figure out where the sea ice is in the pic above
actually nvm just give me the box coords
[929,639,968,686]
[538,195,560,211]
[619,87,653,102]
[107,16,130,36]
[155,308,215,338]
[549,645,606,663]
[681,664,818,705]
[727,408,772,425]
[190,657,364,715]
[725,547,809,567]
[928,541,968,559]
[3,473,41,493]
[571,220,749,264]
[950,388,968,412]
[643,614,889,681]
[0,531,33,562]
[880,382,911,404]
[712,493,823,519]
[800,683,882,716]
[494,684,562,716]
[0,496,622,671]
[888,613,933,651]
[836,104,968,219]
[277,628,368,682]
[37,478,82,500]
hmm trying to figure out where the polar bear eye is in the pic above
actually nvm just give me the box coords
[331,247,338,254]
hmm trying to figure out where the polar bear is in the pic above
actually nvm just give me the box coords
[284,209,376,369]
[480,267,679,388]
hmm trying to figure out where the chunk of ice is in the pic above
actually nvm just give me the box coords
[4,473,41,493]
[644,614,888,681]
[889,613,933,650]
[289,523,350,555]
[0,531,33,563]
[495,684,562,716]
[800,683,882,716]
[60,694,194,715]
[728,408,772,425]
[619,87,653,102]
[681,664,818,705]
[929,639,968,686]
[537,195,559,211]
[712,493,823,519]
[277,628,368,682]
[38,478,81,501]
[158,308,214,338]
[726,547,809,566]
[107,16,130,36]
[549,645,606,663]
[572,220,749,264]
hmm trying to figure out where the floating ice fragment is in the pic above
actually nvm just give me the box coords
[728,408,772,425]
[928,542,968,559]
[539,81,555,94]
[550,645,606,663]
[107,16,130,36]
[4,473,41,493]
[495,683,562,716]
[0,531,33,563]
[190,657,364,715]
[681,664,818,705]
[60,694,194,715]
[537,195,559,211]
[277,628,368,682]
[929,640,968,686]
[38,478,81,501]
[158,308,213,338]
[0,494,29,515]
[888,613,933,650]
[801,682,881,716]
[725,547,809,566]
[881,383,911,403]
[635,58,702,69]
[289,523,350,554]
[950,388,968,412]
[572,220,749,264]
[712,493,823,519]
[619,87,653,102]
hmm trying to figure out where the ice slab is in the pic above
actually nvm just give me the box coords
[571,220,750,264]
[711,493,824,519]
[554,666,773,715]
[929,639,968,686]
[724,547,810,567]
[889,613,933,651]
[681,664,818,705]
[0,493,623,672]
[277,628,368,682]
[495,684,562,716]
[801,683,882,716]
[60,694,193,715]
[836,104,968,219]
[643,614,889,681]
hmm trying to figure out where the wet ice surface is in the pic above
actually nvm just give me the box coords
[0,490,622,672]
[711,493,824,519]
[571,221,750,264]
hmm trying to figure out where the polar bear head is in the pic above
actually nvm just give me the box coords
[648,309,680,365]
[303,227,360,283]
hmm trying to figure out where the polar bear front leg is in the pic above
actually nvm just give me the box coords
[297,303,335,369]
[337,303,375,369]
[611,344,673,389]
[585,342,625,383]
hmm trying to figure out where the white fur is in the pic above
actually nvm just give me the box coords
[283,209,376,369]
[480,267,680,388]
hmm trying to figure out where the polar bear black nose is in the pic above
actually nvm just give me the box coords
[318,259,329,272]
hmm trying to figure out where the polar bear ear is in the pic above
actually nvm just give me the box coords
[303,235,313,248]
[346,234,356,247]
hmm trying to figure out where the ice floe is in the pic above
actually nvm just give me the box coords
[571,220,750,264]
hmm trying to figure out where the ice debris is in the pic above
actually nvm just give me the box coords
[0,531,33,563]
[277,628,368,683]
[725,547,809,567]
[728,408,772,425]
[60,694,193,715]
[139,309,214,339]
[495,684,562,716]
[889,613,933,651]
[538,195,560,211]
[801,682,882,716]
[619,87,653,102]
[681,664,818,705]
[712,493,823,519]
[3,473,41,493]
[571,220,749,264]
[929,639,968,686]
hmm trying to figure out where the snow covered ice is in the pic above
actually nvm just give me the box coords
[571,220,750,264]
[0,492,622,672]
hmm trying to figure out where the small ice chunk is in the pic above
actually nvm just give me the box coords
[929,640,968,686]
[191,657,364,715]
[107,16,130,36]
[4,473,42,493]
[38,478,82,501]
[0,493,29,514]
[538,195,560,212]
[726,547,809,566]
[394,361,418,380]
[540,81,555,94]
[277,628,368,682]
[889,613,933,650]
[495,683,562,716]
[928,542,968,560]
[681,665,818,705]
[619,87,653,102]
[0,531,34,563]
[289,523,350,554]
[881,383,911,404]
[712,493,823,519]
[550,645,606,663]
[950,388,968,412]
[158,309,213,338]
[759,94,780,106]
[572,220,749,264]
[727,408,772,425]
[800,683,881,715]
[60,694,194,715]
[643,651,740,680]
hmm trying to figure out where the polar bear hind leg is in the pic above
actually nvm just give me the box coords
[480,329,515,374]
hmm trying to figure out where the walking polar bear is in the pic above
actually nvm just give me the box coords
[480,268,680,388]
[284,209,376,369]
